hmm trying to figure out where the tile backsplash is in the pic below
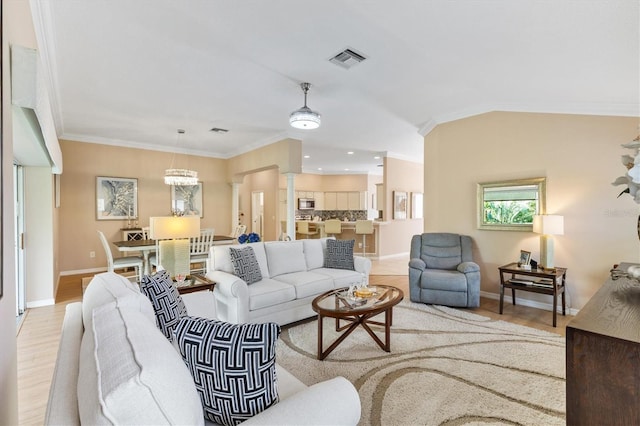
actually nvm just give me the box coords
[296,210,367,221]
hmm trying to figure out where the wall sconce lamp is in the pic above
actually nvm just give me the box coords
[533,214,564,269]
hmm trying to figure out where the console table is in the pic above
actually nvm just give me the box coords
[566,264,640,425]
[498,262,566,327]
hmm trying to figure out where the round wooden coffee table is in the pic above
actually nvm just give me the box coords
[311,285,404,360]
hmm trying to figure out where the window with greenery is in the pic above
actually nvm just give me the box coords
[477,178,546,231]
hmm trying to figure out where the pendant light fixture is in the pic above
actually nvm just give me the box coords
[289,82,321,129]
[164,129,198,186]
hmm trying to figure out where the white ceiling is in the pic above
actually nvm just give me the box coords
[31,0,639,175]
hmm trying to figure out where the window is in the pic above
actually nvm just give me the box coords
[477,178,546,231]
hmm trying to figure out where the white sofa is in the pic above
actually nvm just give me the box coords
[44,272,361,425]
[207,238,372,325]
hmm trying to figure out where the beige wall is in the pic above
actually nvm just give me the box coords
[379,157,424,257]
[424,111,639,310]
[59,140,231,273]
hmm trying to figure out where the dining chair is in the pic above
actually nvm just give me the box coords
[190,228,215,274]
[97,230,144,282]
[232,224,247,240]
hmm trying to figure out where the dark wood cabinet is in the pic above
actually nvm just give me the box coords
[566,265,640,425]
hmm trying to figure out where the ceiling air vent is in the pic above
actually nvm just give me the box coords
[210,127,229,133]
[329,48,367,69]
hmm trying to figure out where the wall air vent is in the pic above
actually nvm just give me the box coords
[210,127,229,133]
[329,48,367,69]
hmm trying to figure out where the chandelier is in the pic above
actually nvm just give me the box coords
[165,129,198,186]
[289,82,321,130]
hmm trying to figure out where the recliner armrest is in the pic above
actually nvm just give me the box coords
[458,261,480,274]
[409,258,426,271]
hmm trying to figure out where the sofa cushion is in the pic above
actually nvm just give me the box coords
[213,243,270,278]
[78,298,203,425]
[421,269,469,291]
[324,239,355,271]
[82,272,155,329]
[247,278,297,311]
[313,268,365,289]
[175,317,281,426]
[140,270,188,341]
[303,239,325,270]
[265,241,306,277]
[230,246,263,284]
[274,272,334,299]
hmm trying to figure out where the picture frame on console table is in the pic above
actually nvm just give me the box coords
[96,176,138,220]
[519,250,531,266]
[393,191,408,220]
[171,182,203,217]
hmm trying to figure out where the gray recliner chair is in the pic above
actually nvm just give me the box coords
[408,233,480,308]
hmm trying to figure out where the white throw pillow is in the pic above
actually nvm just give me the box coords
[78,297,204,425]
[81,272,155,329]
[265,241,306,277]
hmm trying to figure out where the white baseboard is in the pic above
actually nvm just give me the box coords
[60,267,107,276]
[480,290,579,316]
[376,252,410,261]
[26,298,55,308]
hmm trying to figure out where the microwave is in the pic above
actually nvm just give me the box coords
[298,198,315,210]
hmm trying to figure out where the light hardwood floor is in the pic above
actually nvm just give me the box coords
[16,263,572,425]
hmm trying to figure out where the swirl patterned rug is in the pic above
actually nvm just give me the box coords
[276,301,565,426]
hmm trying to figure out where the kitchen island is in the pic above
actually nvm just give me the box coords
[294,220,387,257]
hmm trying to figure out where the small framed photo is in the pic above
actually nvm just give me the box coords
[410,192,423,219]
[96,176,138,220]
[519,250,531,266]
[171,182,203,217]
[393,191,408,220]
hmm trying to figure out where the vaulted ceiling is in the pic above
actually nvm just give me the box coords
[31,0,639,174]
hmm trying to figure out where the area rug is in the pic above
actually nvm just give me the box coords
[276,301,565,426]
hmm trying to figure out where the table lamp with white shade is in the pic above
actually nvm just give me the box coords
[150,216,200,279]
[533,214,564,269]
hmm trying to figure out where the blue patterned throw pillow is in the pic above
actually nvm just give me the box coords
[140,270,187,341]
[229,246,263,284]
[175,317,281,426]
[324,238,356,270]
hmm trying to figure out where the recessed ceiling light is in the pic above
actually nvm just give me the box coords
[347,151,354,155]
[318,167,322,171]
[374,156,380,160]
[345,168,350,171]
[304,155,310,159]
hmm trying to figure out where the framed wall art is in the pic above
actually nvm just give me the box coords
[171,182,203,217]
[393,191,408,220]
[411,192,423,219]
[96,176,138,220]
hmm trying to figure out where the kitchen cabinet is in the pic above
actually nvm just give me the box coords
[324,192,337,210]
[336,192,349,210]
[376,184,385,210]
[313,192,324,210]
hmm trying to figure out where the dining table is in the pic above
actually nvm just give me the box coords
[113,235,235,276]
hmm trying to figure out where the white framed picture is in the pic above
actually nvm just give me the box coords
[171,182,203,217]
[393,191,408,220]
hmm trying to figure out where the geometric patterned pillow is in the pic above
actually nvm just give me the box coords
[229,246,263,284]
[324,238,355,270]
[139,270,188,341]
[175,317,281,426]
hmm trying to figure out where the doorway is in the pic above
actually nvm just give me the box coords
[251,191,264,238]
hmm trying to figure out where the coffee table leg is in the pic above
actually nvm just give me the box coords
[317,314,324,360]
[385,308,391,351]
